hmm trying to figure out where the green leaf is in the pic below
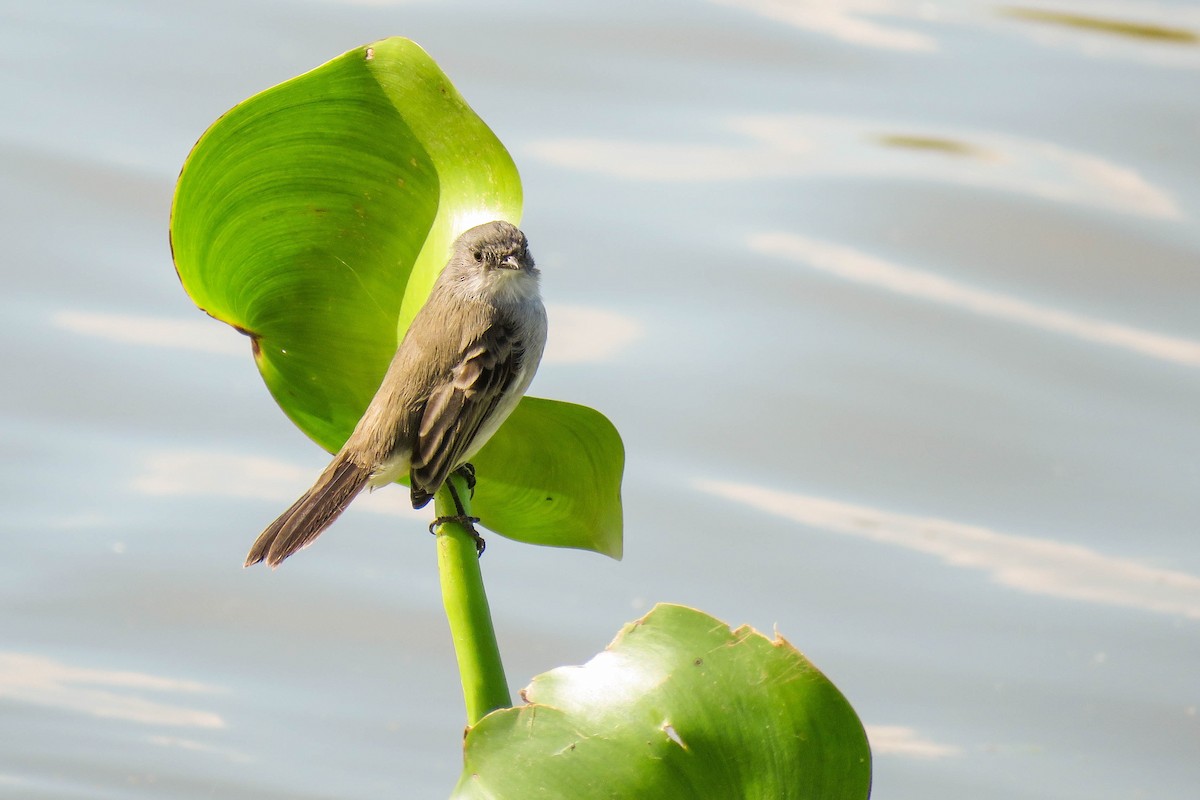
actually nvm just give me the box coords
[472,398,623,558]
[170,37,622,557]
[454,604,872,799]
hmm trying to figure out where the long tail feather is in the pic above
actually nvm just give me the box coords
[244,455,371,568]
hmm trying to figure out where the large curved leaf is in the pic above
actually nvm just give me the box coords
[454,604,872,798]
[170,37,622,557]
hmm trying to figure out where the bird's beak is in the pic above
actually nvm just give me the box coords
[500,255,522,270]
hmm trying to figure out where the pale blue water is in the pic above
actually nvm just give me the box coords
[3,1,1198,797]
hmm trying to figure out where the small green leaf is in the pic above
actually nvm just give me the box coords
[472,398,623,558]
[170,37,623,556]
[455,604,872,799]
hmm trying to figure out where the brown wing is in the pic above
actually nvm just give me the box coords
[408,320,524,508]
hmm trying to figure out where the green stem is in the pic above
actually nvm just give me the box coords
[433,473,511,726]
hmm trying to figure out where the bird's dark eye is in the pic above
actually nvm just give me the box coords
[473,251,483,263]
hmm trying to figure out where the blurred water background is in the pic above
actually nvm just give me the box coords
[2,0,1199,797]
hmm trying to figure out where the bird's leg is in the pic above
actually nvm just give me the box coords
[454,463,477,498]
[428,476,485,557]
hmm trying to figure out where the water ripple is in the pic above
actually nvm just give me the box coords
[0,653,225,728]
[750,231,1200,367]
[698,479,1200,619]
[529,114,1178,218]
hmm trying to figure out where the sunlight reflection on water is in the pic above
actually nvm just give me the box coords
[528,114,1178,217]
[698,479,1200,619]
[713,0,1200,66]
[749,231,1200,366]
[0,653,225,728]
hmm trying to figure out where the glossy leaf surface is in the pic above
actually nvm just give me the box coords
[455,604,872,798]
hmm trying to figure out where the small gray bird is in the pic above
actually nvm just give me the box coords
[245,220,547,568]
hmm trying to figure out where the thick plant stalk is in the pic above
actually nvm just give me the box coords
[434,473,511,726]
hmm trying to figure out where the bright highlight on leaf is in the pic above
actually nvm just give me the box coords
[455,604,872,798]
[170,37,622,557]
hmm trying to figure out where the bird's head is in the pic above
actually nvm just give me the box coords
[444,220,540,302]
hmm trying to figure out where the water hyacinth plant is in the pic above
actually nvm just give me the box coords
[169,37,870,798]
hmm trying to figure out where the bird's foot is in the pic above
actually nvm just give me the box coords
[428,515,486,557]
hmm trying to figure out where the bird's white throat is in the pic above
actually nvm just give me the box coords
[459,265,541,308]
